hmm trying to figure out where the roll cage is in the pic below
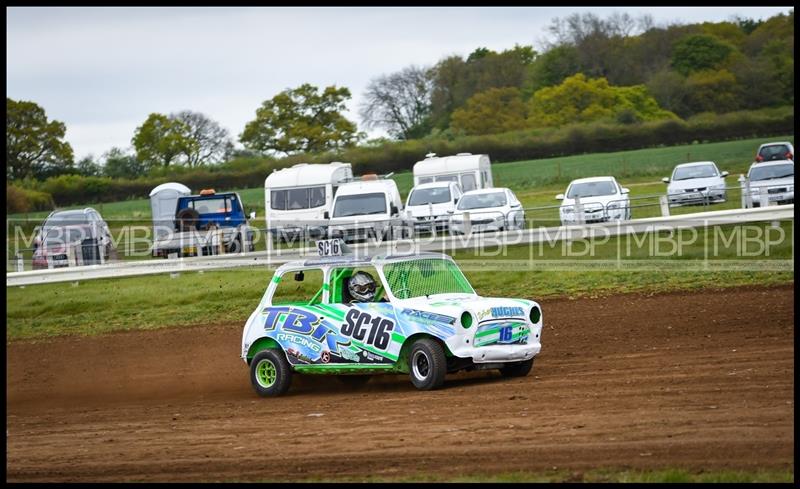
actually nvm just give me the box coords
[263,253,475,307]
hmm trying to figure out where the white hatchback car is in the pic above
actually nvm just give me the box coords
[557,176,630,225]
[663,161,729,206]
[746,160,794,207]
[449,188,525,234]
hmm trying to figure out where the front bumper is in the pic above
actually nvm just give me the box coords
[461,342,540,363]
[669,189,727,206]
[750,190,794,207]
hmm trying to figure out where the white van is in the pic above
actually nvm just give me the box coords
[265,162,353,240]
[405,181,463,233]
[326,177,406,242]
[413,153,493,192]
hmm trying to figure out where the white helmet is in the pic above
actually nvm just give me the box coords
[348,271,376,302]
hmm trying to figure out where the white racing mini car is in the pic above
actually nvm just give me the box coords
[241,240,543,396]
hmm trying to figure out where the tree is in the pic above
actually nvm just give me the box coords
[449,87,528,135]
[6,98,74,180]
[172,111,234,166]
[646,69,691,117]
[359,65,434,140]
[524,45,581,94]
[103,147,145,179]
[132,113,194,168]
[683,69,742,113]
[528,73,676,127]
[76,155,101,177]
[240,84,360,155]
[671,34,735,76]
[429,45,537,130]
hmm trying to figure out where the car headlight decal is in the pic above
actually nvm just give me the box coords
[460,311,473,329]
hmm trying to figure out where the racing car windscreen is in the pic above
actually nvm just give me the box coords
[383,258,475,299]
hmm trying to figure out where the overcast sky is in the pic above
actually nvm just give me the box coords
[6,6,793,161]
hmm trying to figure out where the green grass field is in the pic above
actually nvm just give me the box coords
[6,221,793,341]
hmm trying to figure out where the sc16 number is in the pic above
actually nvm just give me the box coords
[341,309,394,350]
[317,239,342,257]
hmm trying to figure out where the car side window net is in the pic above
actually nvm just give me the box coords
[383,259,474,299]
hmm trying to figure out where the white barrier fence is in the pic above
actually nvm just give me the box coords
[6,204,793,287]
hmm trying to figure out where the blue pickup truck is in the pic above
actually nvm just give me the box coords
[151,189,255,258]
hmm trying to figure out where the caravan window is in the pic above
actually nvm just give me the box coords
[310,187,326,207]
[418,177,433,184]
[271,186,327,210]
[460,173,477,191]
[271,190,287,210]
[435,175,459,183]
[287,188,308,210]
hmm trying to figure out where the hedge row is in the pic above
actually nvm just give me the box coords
[9,106,794,209]
[6,185,56,214]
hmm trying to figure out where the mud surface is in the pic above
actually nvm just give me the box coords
[6,285,794,481]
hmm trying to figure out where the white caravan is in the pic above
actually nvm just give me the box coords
[264,162,353,240]
[413,153,493,192]
[327,177,406,242]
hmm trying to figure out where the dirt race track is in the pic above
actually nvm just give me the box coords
[5,284,795,482]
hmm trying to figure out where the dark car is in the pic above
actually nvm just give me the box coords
[756,142,794,162]
[34,208,116,264]
[32,224,110,269]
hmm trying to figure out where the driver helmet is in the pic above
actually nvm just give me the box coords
[348,271,377,302]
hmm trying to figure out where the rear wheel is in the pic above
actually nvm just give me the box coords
[499,359,534,378]
[227,237,242,254]
[250,350,292,397]
[408,339,447,390]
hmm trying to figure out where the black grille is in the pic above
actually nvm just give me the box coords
[768,187,787,194]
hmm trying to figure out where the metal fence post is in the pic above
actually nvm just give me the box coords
[659,195,670,217]
[760,186,769,208]
[738,175,748,209]
[574,196,584,224]
[464,212,472,235]
[16,252,24,272]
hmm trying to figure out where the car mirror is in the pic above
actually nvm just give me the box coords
[249,211,256,220]
[662,177,670,184]
[323,211,330,219]
[453,197,459,204]
[390,204,399,216]
[621,187,630,194]
[555,193,565,200]
[511,203,521,208]
[294,271,305,282]
[447,209,455,214]
[721,171,729,177]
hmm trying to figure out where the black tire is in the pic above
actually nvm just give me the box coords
[336,375,372,389]
[176,208,200,232]
[250,349,292,397]
[227,237,242,254]
[408,338,447,390]
[499,359,534,378]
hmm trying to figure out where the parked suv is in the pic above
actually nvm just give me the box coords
[756,142,793,162]
[35,208,115,261]
[32,223,111,269]
[405,181,463,234]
